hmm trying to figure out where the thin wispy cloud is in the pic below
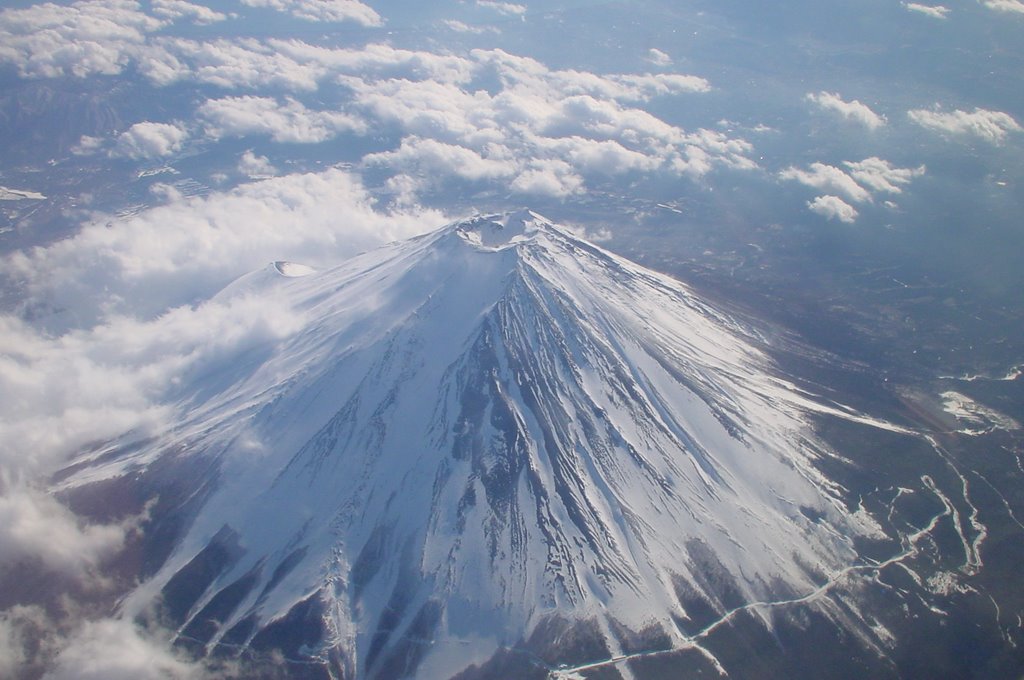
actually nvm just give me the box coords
[476,0,527,16]
[238,0,382,24]
[982,0,1024,13]
[903,3,951,18]
[442,19,498,34]
[646,48,673,67]
[151,0,227,24]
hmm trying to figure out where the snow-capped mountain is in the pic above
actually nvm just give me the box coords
[58,211,885,678]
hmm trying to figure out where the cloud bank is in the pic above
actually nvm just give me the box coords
[337,48,741,196]
[8,169,443,327]
[0,1,744,205]
[0,0,164,79]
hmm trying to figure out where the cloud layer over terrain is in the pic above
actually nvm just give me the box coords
[0,0,1021,676]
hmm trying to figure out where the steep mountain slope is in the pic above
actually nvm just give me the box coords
[58,211,887,678]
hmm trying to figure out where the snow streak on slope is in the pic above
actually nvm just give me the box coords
[59,211,882,678]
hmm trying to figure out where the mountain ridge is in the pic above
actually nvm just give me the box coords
[57,210,886,679]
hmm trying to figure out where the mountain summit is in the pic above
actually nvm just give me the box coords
[59,211,878,678]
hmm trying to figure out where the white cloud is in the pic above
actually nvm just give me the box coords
[382,173,424,207]
[237,150,277,177]
[806,91,886,130]
[472,49,709,101]
[0,297,316,613]
[0,4,478,90]
[612,73,711,98]
[364,137,515,182]
[72,135,105,155]
[807,195,859,223]
[272,40,476,84]
[780,162,873,202]
[44,618,201,680]
[147,37,325,90]
[538,135,662,175]
[442,19,498,34]
[0,488,125,576]
[142,38,477,91]
[112,121,189,159]
[843,157,925,194]
[239,0,382,24]
[149,182,184,203]
[783,158,925,220]
[0,301,303,473]
[646,48,673,67]
[2,605,218,680]
[510,159,585,197]
[150,0,226,24]
[0,171,445,613]
[476,0,527,16]
[982,0,1024,13]
[74,122,190,160]
[903,3,950,18]
[341,77,504,145]
[6,169,443,328]
[151,36,472,91]
[199,95,366,143]
[0,36,745,309]
[545,96,677,155]
[908,106,1023,143]
[0,0,164,79]
[335,47,745,196]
